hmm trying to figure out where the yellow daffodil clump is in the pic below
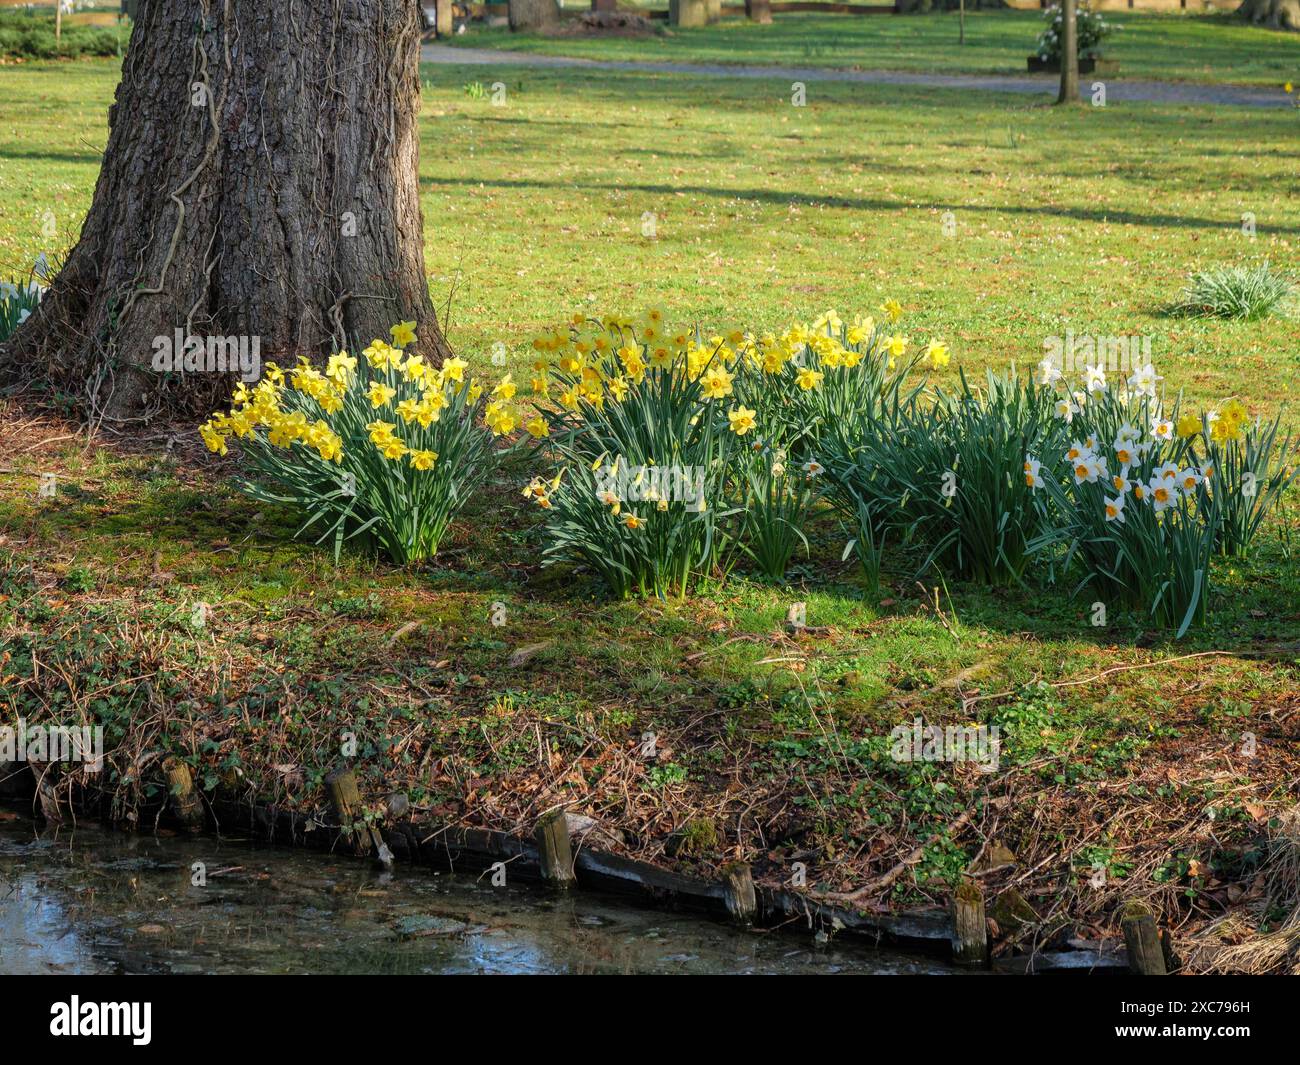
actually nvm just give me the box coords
[198,322,503,563]
[516,304,931,598]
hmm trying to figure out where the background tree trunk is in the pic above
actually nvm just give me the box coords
[670,0,709,26]
[508,0,560,31]
[1056,0,1078,105]
[0,0,448,423]
[1236,0,1300,30]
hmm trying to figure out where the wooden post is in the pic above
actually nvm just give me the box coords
[592,0,618,10]
[720,862,757,927]
[325,766,392,867]
[705,0,722,23]
[535,808,576,889]
[950,880,988,966]
[744,0,773,23]
[163,756,205,832]
[31,764,63,824]
[1121,901,1167,975]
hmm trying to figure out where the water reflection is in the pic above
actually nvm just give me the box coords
[0,810,958,974]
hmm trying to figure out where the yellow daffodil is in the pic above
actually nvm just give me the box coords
[925,339,950,369]
[325,351,356,383]
[1175,411,1201,439]
[367,381,396,408]
[700,366,735,400]
[795,366,824,391]
[728,405,757,436]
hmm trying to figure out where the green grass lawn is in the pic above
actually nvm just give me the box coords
[449,11,1300,88]
[1,56,1298,957]
[2,60,1297,407]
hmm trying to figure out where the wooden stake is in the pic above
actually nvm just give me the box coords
[325,766,391,866]
[163,756,205,832]
[951,880,988,966]
[1121,901,1167,975]
[31,764,63,824]
[721,862,757,927]
[535,808,576,890]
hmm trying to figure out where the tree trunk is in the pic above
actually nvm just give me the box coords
[744,0,772,21]
[508,0,560,31]
[436,0,455,36]
[0,0,448,423]
[1056,0,1079,105]
[1236,0,1300,30]
[670,0,709,26]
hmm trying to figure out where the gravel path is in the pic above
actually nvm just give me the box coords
[422,43,1290,109]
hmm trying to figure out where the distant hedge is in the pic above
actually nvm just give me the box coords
[0,14,126,60]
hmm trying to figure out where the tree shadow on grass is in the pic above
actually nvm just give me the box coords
[422,174,1300,236]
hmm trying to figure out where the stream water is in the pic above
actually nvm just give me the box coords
[0,808,960,975]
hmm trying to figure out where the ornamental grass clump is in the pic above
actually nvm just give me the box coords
[1172,262,1293,322]
[198,322,503,564]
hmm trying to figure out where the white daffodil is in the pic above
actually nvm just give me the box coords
[1177,467,1202,494]
[1104,495,1126,523]
[1148,478,1179,513]
[1065,438,1095,463]
[1055,397,1077,423]
[1126,363,1161,399]
[1150,417,1173,442]
[1073,455,1106,485]
[1024,456,1044,490]
[1035,357,1063,387]
[1154,461,1180,483]
[802,459,824,478]
[1112,437,1139,468]
[1110,469,1132,495]
[1084,364,1108,394]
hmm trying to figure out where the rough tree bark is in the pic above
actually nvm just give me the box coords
[1236,0,1300,30]
[0,0,449,423]
[508,0,560,31]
